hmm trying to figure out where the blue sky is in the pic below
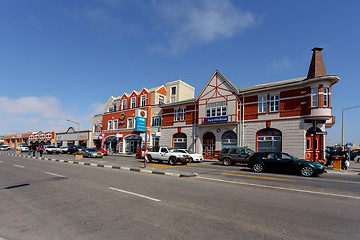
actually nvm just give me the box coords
[0,0,359,145]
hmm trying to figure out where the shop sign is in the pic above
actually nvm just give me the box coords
[135,109,147,118]
[203,116,228,124]
[119,113,126,125]
[135,117,146,132]
[29,132,55,142]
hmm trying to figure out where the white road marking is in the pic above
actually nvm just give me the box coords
[197,176,360,200]
[109,187,161,202]
[14,164,24,168]
[0,161,3,163]
[45,172,66,178]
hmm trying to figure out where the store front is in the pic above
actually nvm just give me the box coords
[305,128,323,162]
[203,132,216,158]
[104,136,118,153]
[124,134,142,154]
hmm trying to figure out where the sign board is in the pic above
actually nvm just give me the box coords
[203,116,228,124]
[135,117,146,132]
[315,132,327,135]
[135,109,147,118]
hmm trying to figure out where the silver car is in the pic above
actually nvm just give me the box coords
[84,148,103,158]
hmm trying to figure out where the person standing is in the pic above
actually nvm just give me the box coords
[28,145,32,156]
[37,144,44,157]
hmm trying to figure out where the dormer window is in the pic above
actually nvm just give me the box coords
[159,96,164,105]
[171,86,176,95]
[141,95,146,107]
[122,99,126,110]
[131,97,136,108]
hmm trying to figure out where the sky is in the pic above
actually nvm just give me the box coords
[0,0,359,146]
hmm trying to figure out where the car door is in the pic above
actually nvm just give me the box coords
[275,153,297,171]
[261,152,277,169]
[229,148,241,163]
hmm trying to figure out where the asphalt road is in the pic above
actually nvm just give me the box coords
[1,153,359,239]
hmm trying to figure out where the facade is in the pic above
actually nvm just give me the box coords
[56,127,93,148]
[93,80,195,153]
[4,132,32,149]
[158,48,339,163]
[28,131,56,146]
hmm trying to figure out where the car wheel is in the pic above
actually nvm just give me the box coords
[169,157,177,165]
[223,158,232,166]
[253,163,264,173]
[301,166,315,177]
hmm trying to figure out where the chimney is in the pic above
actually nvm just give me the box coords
[307,47,327,79]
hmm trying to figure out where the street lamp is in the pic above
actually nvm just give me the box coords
[66,119,80,145]
[341,105,360,150]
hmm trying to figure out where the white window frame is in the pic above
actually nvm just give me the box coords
[174,109,179,121]
[131,97,136,108]
[206,102,226,117]
[180,108,186,121]
[171,86,176,95]
[323,88,329,107]
[122,99,126,110]
[270,95,279,112]
[127,118,133,129]
[141,95,146,107]
[152,116,162,127]
[258,97,267,113]
[108,120,113,130]
[113,120,118,130]
[311,88,318,107]
[159,96,164,105]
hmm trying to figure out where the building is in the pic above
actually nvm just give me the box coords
[28,131,57,146]
[93,80,195,153]
[158,48,339,163]
[4,132,32,149]
[56,127,93,148]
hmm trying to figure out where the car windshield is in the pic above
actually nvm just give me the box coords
[245,149,255,155]
[87,149,97,152]
[47,146,55,149]
[185,150,195,154]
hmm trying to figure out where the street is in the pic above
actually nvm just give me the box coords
[1,152,360,239]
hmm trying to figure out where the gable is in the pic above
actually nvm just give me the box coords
[156,86,167,96]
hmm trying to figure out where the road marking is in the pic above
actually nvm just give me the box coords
[45,172,66,178]
[198,176,360,200]
[0,161,3,163]
[109,187,161,202]
[14,164,24,168]
[138,165,176,169]
[222,173,294,182]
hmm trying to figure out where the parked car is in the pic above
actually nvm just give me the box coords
[16,145,30,152]
[97,148,108,156]
[248,152,325,177]
[350,150,360,160]
[173,149,204,162]
[217,147,254,166]
[84,148,103,158]
[147,146,190,165]
[44,145,60,154]
[60,146,69,154]
[68,145,85,154]
[0,145,10,151]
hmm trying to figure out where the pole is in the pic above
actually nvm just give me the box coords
[144,132,147,168]
[313,120,316,162]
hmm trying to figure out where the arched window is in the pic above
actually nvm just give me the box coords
[173,133,187,149]
[221,131,237,147]
[256,128,282,152]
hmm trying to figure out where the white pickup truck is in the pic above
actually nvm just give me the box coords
[147,147,191,165]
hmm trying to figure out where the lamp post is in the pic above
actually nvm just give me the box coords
[341,105,360,150]
[66,119,80,145]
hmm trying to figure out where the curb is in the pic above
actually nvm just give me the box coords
[0,152,198,178]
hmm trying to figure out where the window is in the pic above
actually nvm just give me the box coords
[323,88,329,107]
[311,88,318,107]
[131,97,136,108]
[270,95,279,112]
[174,109,179,121]
[108,120,112,130]
[127,118,133,129]
[221,131,237,147]
[170,96,175,103]
[159,96,164,105]
[113,103,117,112]
[113,120,118,130]
[171,86,176,95]
[180,108,186,121]
[258,97,267,113]
[122,99,126,110]
[206,102,226,117]
[141,95,146,107]
[108,107,113,112]
[257,128,282,152]
[152,116,162,127]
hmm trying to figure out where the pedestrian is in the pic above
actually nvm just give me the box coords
[28,145,32,156]
[341,150,349,170]
[37,144,44,157]
[31,144,36,157]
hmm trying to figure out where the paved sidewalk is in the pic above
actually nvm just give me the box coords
[324,160,360,175]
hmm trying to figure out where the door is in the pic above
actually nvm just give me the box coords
[305,133,322,161]
[203,132,215,159]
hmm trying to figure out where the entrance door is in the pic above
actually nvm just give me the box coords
[203,132,215,159]
[305,128,323,162]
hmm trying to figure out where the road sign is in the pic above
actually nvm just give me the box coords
[315,132,327,135]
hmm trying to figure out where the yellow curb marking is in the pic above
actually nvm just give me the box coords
[138,164,197,169]
[222,173,295,182]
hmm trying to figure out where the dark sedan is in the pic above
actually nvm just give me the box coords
[248,152,325,177]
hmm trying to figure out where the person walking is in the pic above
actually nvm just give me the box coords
[37,144,44,157]
[31,144,36,157]
[28,145,32,156]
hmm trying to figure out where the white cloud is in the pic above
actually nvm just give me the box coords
[152,0,258,53]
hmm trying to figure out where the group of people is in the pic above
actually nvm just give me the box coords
[325,147,350,170]
[28,144,45,157]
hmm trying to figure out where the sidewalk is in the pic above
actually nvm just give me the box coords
[324,161,360,175]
